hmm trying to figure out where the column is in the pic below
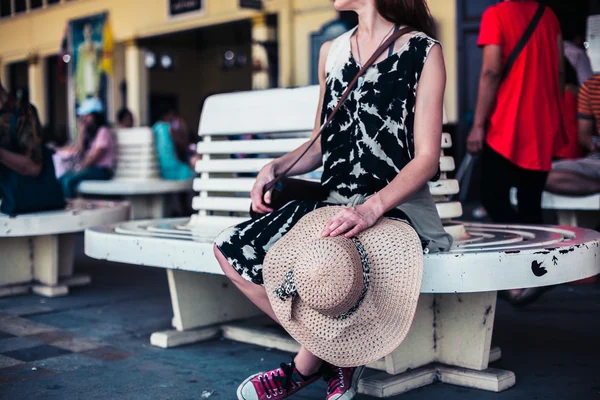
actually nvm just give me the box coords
[0,58,8,91]
[251,14,276,90]
[277,3,293,88]
[125,39,148,125]
[28,53,47,125]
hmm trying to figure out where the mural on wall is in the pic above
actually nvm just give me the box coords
[67,12,113,140]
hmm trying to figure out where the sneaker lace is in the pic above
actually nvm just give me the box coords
[259,362,299,396]
[323,365,346,394]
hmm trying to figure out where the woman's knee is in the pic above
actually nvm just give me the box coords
[214,244,240,281]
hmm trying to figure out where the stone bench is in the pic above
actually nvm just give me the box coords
[77,127,193,219]
[510,188,600,228]
[1,199,129,297]
[85,86,600,397]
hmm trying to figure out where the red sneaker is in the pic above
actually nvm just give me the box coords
[237,361,320,400]
[324,365,365,400]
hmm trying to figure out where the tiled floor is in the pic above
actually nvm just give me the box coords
[0,240,599,399]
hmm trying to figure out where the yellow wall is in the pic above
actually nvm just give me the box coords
[292,6,337,86]
[0,0,458,122]
[427,0,457,123]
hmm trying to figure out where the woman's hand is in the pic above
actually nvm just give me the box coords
[250,163,276,215]
[320,204,382,238]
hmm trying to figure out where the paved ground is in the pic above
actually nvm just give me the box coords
[0,236,599,400]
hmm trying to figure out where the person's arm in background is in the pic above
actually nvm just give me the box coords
[79,128,109,169]
[0,105,43,176]
[557,35,565,95]
[466,45,503,154]
[0,148,42,176]
[466,6,503,154]
[575,47,594,85]
[577,82,597,153]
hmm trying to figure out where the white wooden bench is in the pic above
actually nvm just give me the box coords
[85,87,600,397]
[510,188,600,228]
[77,127,193,219]
[1,199,129,297]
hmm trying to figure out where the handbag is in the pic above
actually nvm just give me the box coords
[0,108,66,215]
[250,26,416,219]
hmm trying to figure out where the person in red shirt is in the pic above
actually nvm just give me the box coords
[467,0,564,224]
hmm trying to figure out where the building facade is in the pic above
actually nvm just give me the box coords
[0,0,459,136]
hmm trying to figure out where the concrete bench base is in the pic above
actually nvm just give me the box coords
[79,178,193,219]
[147,289,511,395]
[0,233,91,298]
[1,200,129,297]
[360,364,515,397]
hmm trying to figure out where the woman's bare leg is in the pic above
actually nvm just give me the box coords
[214,245,323,375]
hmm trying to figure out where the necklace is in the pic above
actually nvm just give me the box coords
[355,25,396,66]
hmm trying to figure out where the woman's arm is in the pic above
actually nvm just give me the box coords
[79,128,110,169]
[466,44,502,154]
[0,148,42,176]
[322,44,446,238]
[79,146,106,169]
[251,41,331,214]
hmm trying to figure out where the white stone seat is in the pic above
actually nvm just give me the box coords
[1,199,129,297]
[77,127,193,219]
[510,188,600,228]
[85,86,600,397]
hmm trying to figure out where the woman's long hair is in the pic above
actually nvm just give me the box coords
[83,112,107,152]
[375,0,435,38]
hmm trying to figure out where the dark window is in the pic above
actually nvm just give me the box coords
[31,0,43,9]
[0,0,12,18]
[48,0,60,4]
[14,0,26,14]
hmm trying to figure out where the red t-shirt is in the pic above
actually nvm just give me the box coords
[478,1,562,171]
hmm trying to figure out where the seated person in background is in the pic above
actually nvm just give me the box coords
[547,75,600,195]
[59,98,116,198]
[152,105,196,180]
[116,107,134,129]
[0,81,43,178]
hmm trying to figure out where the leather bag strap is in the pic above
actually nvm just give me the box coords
[265,26,415,192]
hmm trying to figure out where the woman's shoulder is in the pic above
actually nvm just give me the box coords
[407,31,440,50]
[323,27,356,74]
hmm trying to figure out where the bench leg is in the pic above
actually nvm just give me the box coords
[126,195,167,219]
[359,292,515,397]
[149,270,263,348]
[31,234,91,298]
[0,237,34,297]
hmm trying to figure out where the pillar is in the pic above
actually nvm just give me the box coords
[27,53,47,125]
[0,58,8,91]
[277,3,294,88]
[125,39,148,125]
[251,14,276,90]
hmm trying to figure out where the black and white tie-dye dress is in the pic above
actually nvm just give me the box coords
[215,29,453,286]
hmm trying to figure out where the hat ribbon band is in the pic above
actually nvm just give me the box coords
[274,237,371,320]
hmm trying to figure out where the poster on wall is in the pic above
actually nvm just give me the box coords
[67,12,113,141]
[587,15,600,73]
[168,0,203,17]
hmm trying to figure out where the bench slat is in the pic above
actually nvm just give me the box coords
[193,178,460,197]
[198,138,308,155]
[439,156,455,172]
[196,157,453,174]
[199,87,320,136]
[192,196,463,220]
[196,133,452,156]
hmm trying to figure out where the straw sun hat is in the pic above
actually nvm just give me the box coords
[263,206,424,367]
